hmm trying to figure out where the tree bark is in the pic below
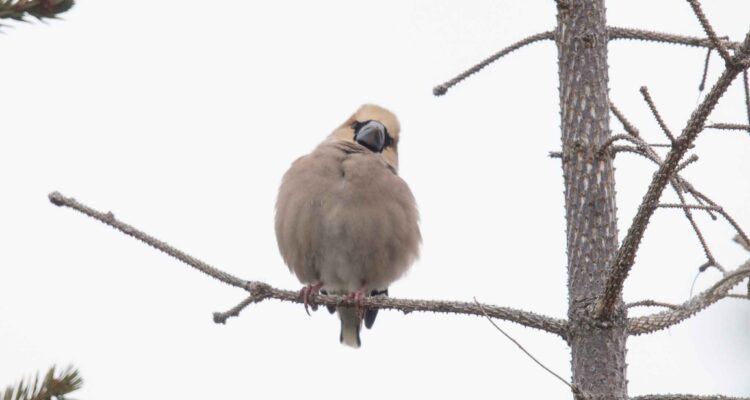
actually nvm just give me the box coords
[556,1,627,398]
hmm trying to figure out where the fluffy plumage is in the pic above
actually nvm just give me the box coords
[275,104,420,348]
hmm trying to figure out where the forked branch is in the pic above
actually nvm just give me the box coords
[686,0,733,63]
[433,26,742,96]
[628,260,750,335]
[596,30,750,319]
[48,191,569,338]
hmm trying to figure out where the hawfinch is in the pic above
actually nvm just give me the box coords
[275,104,420,347]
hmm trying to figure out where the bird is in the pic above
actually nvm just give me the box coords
[275,104,421,348]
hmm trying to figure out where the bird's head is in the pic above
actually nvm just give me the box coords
[331,104,401,171]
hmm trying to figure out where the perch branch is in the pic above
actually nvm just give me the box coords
[596,30,750,319]
[48,191,569,337]
[628,260,750,335]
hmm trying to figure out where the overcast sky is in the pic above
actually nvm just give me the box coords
[1,1,749,399]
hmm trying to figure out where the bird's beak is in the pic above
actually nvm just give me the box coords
[354,121,387,153]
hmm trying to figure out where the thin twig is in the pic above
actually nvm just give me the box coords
[640,86,676,143]
[473,298,579,396]
[599,114,718,266]
[629,260,750,335]
[610,102,641,137]
[603,109,723,264]
[735,234,750,252]
[681,182,718,220]
[705,123,750,131]
[744,70,750,127]
[48,191,570,337]
[433,30,554,96]
[596,29,750,319]
[626,300,679,310]
[213,293,267,324]
[686,0,733,63]
[726,293,749,300]
[597,134,648,157]
[433,27,742,97]
[668,185,719,270]
[609,27,740,50]
[676,154,699,173]
[48,191,248,289]
[632,395,750,400]
[657,201,749,247]
[699,48,712,91]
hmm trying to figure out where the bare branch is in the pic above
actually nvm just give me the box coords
[48,191,569,337]
[596,30,750,319]
[48,191,248,290]
[657,203,719,212]
[640,86,676,143]
[726,293,750,300]
[735,234,750,252]
[213,293,267,324]
[658,203,750,256]
[698,48,713,91]
[628,260,750,335]
[474,298,579,396]
[666,186,719,270]
[601,112,720,269]
[609,27,740,50]
[744,70,750,126]
[626,300,679,310]
[433,26,744,98]
[705,123,750,131]
[432,30,554,96]
[632,395,750,400]
[676,154,699,173]
[610,101,641,137]
[686,0,733,63]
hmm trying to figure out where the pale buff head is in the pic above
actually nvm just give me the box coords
[329,104,401,171]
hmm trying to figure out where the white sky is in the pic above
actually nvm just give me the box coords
[1,1,749,398]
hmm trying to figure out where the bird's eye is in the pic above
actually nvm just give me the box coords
[384,132,393,147]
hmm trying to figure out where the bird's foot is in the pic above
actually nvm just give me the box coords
[299,283,323,316]
[344,288,367,319]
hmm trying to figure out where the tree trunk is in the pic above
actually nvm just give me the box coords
[556,1,627,398]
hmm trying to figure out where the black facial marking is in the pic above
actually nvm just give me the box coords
[352,120,393,153]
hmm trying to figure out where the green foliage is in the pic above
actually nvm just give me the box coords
[2,365,83,400]
[0,0,74,24]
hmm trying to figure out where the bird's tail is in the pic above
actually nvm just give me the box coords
[337,306,362,348]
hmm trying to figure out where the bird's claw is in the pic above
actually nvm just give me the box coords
[299,283,323,316]
[345,289,367,319]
